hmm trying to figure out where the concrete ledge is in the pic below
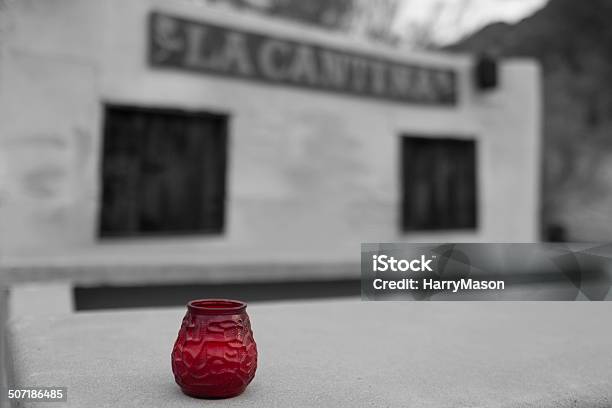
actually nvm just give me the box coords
[0,289,8,408]
[7,301,612,407]
[8,283,73,317]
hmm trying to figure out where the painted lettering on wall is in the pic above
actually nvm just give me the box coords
[149,12,457,106]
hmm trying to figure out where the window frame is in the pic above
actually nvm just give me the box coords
[399,134,479,233]
[98,103,230,239]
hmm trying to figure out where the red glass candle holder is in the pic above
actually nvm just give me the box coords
[171,299,258,398]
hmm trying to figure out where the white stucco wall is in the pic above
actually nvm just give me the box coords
[0,0,541,261]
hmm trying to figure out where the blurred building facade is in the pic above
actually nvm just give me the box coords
[0,0,540,262]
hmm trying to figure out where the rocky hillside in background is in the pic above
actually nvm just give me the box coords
[449,0,612,241]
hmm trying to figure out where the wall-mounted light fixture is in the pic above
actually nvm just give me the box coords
[474,53,499,91]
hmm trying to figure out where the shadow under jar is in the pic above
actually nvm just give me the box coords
[171,299,258,398]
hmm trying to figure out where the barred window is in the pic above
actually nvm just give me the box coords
[401,136,477,231]
[100,105,228,237]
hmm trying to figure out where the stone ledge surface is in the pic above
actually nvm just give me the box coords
[7,301,612,407]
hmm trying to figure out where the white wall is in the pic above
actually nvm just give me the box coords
[0,0,541,262]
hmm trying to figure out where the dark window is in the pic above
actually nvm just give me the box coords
[100,105,228,237]
[401,136,477,231]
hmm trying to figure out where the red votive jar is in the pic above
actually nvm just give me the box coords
[171,299,258,398]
